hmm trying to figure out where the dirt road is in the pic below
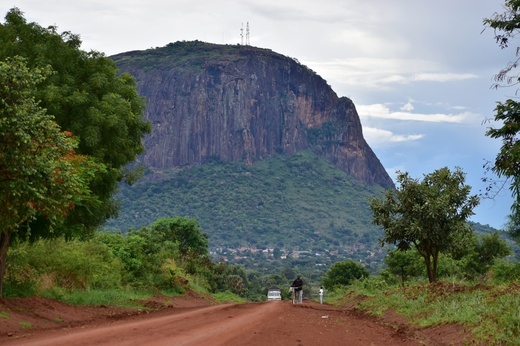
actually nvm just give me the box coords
[2,300,430,345]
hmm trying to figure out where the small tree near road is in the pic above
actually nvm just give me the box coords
[322,260,369,289]
[370,167,480,283]
[384,249,423,287]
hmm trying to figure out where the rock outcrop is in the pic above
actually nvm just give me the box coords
[112,41,394,189]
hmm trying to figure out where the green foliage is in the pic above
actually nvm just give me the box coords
[488,260,520,283]
[350,280,520,345]
[212,291,247,303]
[322,260,369,289]
[144,218,209,260]
[114,40,281,72]
[485,99,520,240]
[19,321,32,329]
[348,276,391,296]
[458,232,512,279]
[381,232,512,284]
[106,151,386,274]
[96,217,225,293]
[4,217,239,299]
[4,238,123,296]
[483,1,520,240]
[370,167,479,283]
[40,288,152,309]
[0,55,101,295]
[4,208,284,302]
[383,249,424,286]
[0,8,151,239]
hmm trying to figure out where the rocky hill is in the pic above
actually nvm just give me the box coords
[111,41,394,189]
[107,41,398,273]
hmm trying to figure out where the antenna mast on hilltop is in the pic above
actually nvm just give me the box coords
[240,22,244,45]
[246,22,250,45]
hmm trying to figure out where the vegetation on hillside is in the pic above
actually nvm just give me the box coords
[111,40,315,76]
[108,151,383,246]
[105,150,388,280]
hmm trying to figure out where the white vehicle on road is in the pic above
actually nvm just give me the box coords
[267,285,282,301]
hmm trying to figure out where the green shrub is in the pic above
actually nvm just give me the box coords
[350,276,390,296]
[488,260,520,284]
[4,244,39,297]
[40,288,151,308]
[343,280,520,344]
[5,238,123,293]
[322,260,370,289]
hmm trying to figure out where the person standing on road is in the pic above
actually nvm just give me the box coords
[319,286,324,304]
[291,275,303,304]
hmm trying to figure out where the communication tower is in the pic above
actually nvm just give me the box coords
[246,22,250,45]
[240,22,244,45]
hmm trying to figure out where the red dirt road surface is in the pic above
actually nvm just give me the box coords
[1,294,469,345]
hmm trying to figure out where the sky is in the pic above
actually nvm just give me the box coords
[2,1,516,229]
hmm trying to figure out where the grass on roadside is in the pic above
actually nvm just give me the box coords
[341,278,520,345]
[211,291,246,303]
[39,288,153,309]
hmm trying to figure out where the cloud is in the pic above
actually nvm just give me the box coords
[305,58,479,91]
[412,73,479,82]
[357,103,475,123]
[362,127,423,148]
[400,102,414,111]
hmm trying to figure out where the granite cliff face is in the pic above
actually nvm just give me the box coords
[112,41,394,189]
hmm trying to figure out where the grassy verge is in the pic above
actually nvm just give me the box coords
[340,278,520,345]
[211,291,247,303]
[40,288,154,309]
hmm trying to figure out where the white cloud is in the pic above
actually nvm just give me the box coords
[412,73,478,82]
[362,127,423,148]
[357,104,475,123]
[305,58,480,92]
[400,102,414,111]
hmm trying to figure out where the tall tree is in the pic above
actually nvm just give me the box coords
[484,0,520,240]
[370,167,479,283]
[0,8,151,239]
[0,57,99,295]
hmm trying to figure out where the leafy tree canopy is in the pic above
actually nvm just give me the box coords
[370,167,479,283]
[383,249,423,287]
[134,217,209,260]
[457,232,512,279]
[0,56,99,295]
[484,1,520,241]
[0,7,151,239]
[322,260,369,289]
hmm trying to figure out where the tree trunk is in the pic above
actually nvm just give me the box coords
[424,255,434,283]
[0,230,12,297]
[431,251,439,283]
